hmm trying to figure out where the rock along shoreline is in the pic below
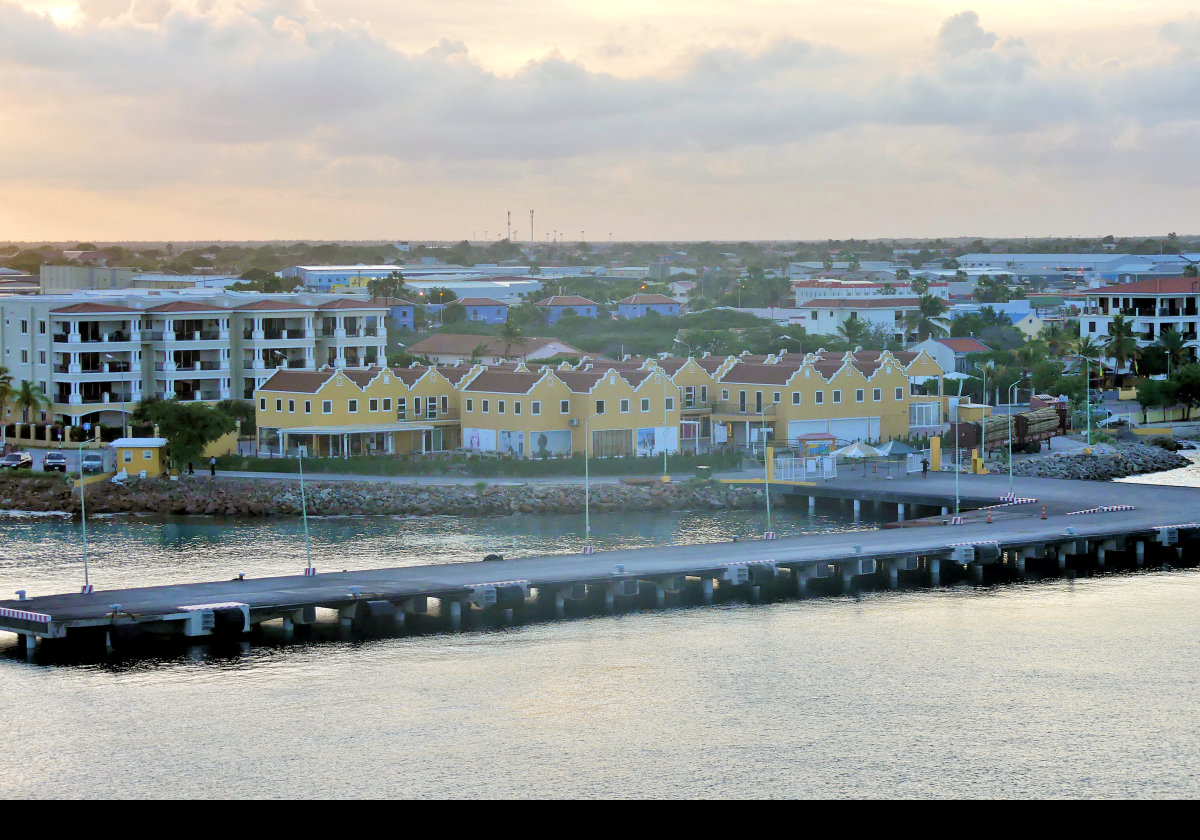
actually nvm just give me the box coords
[0,476,769,518]
[1008,442,1192,481]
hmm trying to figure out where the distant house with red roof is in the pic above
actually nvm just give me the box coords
[915,336,992,375]
[535,295,599,324]
[616,293,680,319]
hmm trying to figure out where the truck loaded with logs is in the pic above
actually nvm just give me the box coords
[949,405,1070,454]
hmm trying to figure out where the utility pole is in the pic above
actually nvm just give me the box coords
[507,210,511,242]
[530,210,534,244]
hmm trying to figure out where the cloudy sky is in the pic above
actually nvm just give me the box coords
[2,0,1198,242]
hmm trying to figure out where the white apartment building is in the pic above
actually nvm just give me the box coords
[1077,277,1200,370]
[0,290,388,428]
[792,280,949,305]
[796,298,927,343]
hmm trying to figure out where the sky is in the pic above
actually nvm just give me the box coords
[1,0,1199,242]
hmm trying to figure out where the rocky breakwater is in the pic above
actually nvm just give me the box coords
[1009,442,1190,481]
[7,476,770,518]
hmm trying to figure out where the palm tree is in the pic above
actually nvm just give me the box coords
[1155,329,1189,374]
[837,317,869,348]
[904,294,949,341]
[0,366,13,425]
[1104,314,1140,376]
[1040,323,1069,357]
[14,381,48,424]
[498,321,525,359]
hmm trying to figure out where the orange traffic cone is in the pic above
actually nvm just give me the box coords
[1041,504,1047,520]
[986,510,992,524]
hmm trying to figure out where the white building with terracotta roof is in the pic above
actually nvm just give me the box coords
[1078,276,1200,368]
[0,289,388,429]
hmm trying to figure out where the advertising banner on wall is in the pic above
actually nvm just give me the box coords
[636,426,680,455]
[530,430,572,458]
[464,427,497,451]
[499,430,525,457]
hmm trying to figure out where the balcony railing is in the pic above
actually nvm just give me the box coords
[711,401,777,417]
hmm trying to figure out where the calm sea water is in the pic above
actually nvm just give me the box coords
[0,484,1198,798]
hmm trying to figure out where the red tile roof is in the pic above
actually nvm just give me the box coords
[317,298,390,310]
[144,301,228,313]
[50,302,138,314]
[1085,277,1200,296]
[798,297,923,309]
[257,370,333,394]
[935,337,991,353]
[463,370,547,394]
[535,295,598,307]
[235,299,314,311]
[458,297,506,306]
[616,294,677,305]
[719,362,798,386]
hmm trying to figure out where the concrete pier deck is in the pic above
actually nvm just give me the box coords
[1,474,1195,651]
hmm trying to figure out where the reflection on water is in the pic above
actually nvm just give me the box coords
[0,495,1197,798]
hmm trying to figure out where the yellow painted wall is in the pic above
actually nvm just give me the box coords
[569,370,681,455]
[202,430,239,458]
[114,444,167,477]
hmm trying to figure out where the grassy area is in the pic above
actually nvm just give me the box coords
[215,451,743,479]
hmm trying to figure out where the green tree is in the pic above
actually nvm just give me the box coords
[1155,329,1189,374]
[1135,378,1178,423]
[904,294,950,341]
[14,381,48,423]
[1104,314,1140,375]
[498,320,525,359]
[0,366,12,424]
[367,270,408,300]
[1184,264,1199,278]
[132,398,236,468]
[837,317,870,348]
[214,398,256,435]
[1170,364,1200,420]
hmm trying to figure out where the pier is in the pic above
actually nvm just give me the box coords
[1,474,1196,656]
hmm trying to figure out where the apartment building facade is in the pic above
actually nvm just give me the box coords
[0,290,388,428]
[1077,277,1200,368]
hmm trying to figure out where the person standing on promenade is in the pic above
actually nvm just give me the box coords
[210,456,217,477]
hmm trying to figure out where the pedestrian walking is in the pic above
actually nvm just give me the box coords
[188,461,194,475]
[921,457,930,478]
[209,456,217,477]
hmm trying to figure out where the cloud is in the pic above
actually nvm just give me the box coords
[1,3,1200,239]
[935,10,997,57]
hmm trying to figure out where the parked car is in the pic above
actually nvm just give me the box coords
[0,452,33,470]
[41,452,68,472]
[80,452,105,474]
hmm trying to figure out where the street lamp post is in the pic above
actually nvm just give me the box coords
[759,401,779,537]
[583,413,600,553]
[297,444,313,574]
[975,360,993,467]
[79,421,92,593]
[1007,378,1024,493]
[104,353,127,436]
[1078,354,1098,447]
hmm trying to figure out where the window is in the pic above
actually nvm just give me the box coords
[596,400,605,414]
[427,396,437,417]
[19,320,27,334]
[832,390,842,404]
[304,401,311,414]
[38,351,45,365]
[532,401,541,415]
[441,395,449,413]
[398,398,407,419]
[774,392,781,405]
[498,400,506,414]
[684,385,696,407]
[38,321,45,335]
[514,401,521,415]
[259,398,266,410]
[414,398,423,415]
[348,399,358,413]
[560,400,570,414]
[641,398,650,412]
[738,390,747,412]
[620,399,630,413]
[665,397,674,411]
[1088,322,1096,333]
[323,400,332,414]
[910,402,939,428]
[123,451,132,464]
[792,392,801,405]
[143,450,153,460]
[19,350,27,364]
[815,391,824,404]
[895,387,904,400]
[482,399,490,413]
[288,400,295,413]
[464,398,472,412]
[873,388,881,402]
[855,389,864,403]
[275,399,282,412]
[700,386,708,403]
[369,398,378,412]
[721,389,729,401]
[382,398,391,412]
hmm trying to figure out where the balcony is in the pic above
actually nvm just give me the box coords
[711,401,776,417]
